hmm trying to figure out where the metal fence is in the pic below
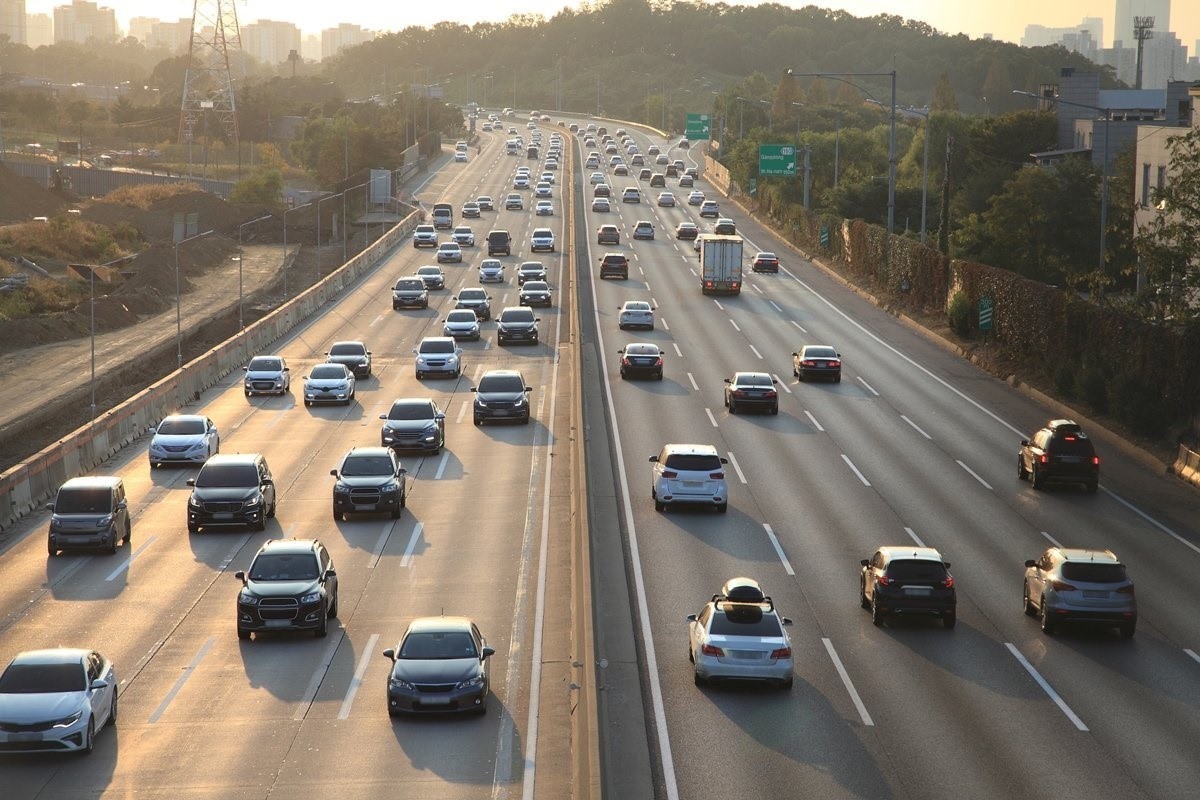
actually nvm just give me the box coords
[2,160,235,200]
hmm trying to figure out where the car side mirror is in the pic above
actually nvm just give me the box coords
[90,678,109,691]
[791,352,799,357]
[686,614,699,622]
[397,468,407,477]
[524,387,533,392]
[1020,440,1029,447]
[411,348,418,354]
[186,478,196,487]
[283,367,289,372]
[943,562,951,569]
[243,367,249,372]
[324,568,336,580]
[481,646,496,659]
[261,478,273,486]
[382,648,396,662]
[781,618,794,626]
[1025,560,1038,568]
[723,378,732,384]
[470,388,478,393]
[46,502,56,512]
[719,457,728,464]
[860,559,870,567]
[329,469,338,477]
[379,414,388,419]
[648,455,659,463]
[435,413,446,420]
[116,500,127,511]
[234,570,246,583]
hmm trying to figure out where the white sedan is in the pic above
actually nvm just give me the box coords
[436,242,463,263]
[618,300,656,330]
[0,648,117,754]
[148,414,219,467]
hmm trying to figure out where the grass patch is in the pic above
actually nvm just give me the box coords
[100,183,205,209]
[0,216,138,263]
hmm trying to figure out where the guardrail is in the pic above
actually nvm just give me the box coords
[0,212,420,531]
[1175,443,1200,489]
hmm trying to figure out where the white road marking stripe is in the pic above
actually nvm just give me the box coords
[713,299,724,310]
[400,522,424,568]
[752,283,764,294]
[749,344,763,359]
[956,460,993,490]
[1005,643,1088,731]
[769,300,783,312]
[1041,531,1063,548]
[434,451,450,480]
[651,297,659,306]
[857,377,879,396]
[790,319,807,333]
[842,454,871,486]
[1185,649,1200,666]
[671,343,682,359]
[687,372,699,391]
[294,635,343,720]
[900,414,931,439]
[729,319,741,332]
[726,451,747,484]
[689,267,697,277]
[705,408,718,427]
[105,535,157,581]
[763,524,795,576]
[804,410,824,431]
[904,527,925,547]
[149,637,214,723]
[457,400,469,424]
[822,638,874,726]
[1100,487,1200,557]
[773,374,791,393]
[369,313,385,327]
[338,633,380,720]
[660,318,670,331]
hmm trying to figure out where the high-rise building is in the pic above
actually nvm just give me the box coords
[240,19,301,67]
[25,12,51,47]
[1113,0,1170,44]
[148,18,193,53]
[128,16,158,44]
[1103,30,1187,89]
[53,0,118,45]
[0,0,26,45]
[301,33,321,62]
[1022,18,1104,61]
[321,23,374,60]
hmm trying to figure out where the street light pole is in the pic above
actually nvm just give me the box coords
[282,201,313,300]
[899,106,932,244]
[174,229,214,370]
[315,194,335,280]
[237,213,272,330]
[89,267,95,421]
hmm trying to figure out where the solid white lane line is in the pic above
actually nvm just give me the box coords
[822,639,874,726]
[105,535,158,581]
[400,522,424,568]
[457,400,469,424]
[904,526,925,547]
[773,374,792,393]
[713,299,725,310]
[149,637,215,723]
[726,451,747,484]
[1041,531,1063,548]
[804,410,824,431]
[1185,649,1200,666]
[763,524,795,576]
[434,451,450,480]
[705,408,718,427]
[729,319,741,332]
[749,344,763,359]
[294,635,343,720]
[956,460,993,490]
[790,319,808,333]
[338,633,380,720]
[769,300,783,312]
[473,364,485,382]
[673,343,683,358]
[1005,643,1088,731]
[842,454,871,486]
[900,414,932,439]
[857,377,880,396]
[687,372,699,391]
[1100,487,1200,557]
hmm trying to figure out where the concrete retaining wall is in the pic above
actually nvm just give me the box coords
[1175,444,1200,489]
[0,212,419,531]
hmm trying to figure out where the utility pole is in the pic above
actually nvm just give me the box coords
[937,134,954,254]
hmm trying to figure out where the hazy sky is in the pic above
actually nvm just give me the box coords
[26,0,1200,48]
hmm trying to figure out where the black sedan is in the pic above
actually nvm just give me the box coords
[724,371,779,414]
[617,343,664,380]
[382,616,495,715]
[752,252,780,273]
[792,345,842,383]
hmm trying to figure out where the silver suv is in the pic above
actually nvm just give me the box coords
[649,444,728,513]
[1023,547,1137,638]
[412,224,438,248]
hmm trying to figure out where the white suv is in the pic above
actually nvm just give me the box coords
[649,444,728,513]
[530,228,556,252]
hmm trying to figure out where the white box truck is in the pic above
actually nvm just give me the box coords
[698,235,743,295]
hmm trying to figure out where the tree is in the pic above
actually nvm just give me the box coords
[931,73,958,112]
[1135,126,1200,321]
[228,168,283,206]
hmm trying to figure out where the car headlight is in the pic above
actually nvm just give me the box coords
[389,676,416,692]
[416,357,429,366]
[475,399,488,408]
[382,479,401,493]
[51,710,83,729]
[188,495,202,508]
[514,396,527,407]
[238,592,259,605]
[333,482,351,494]
[300,592,321,604]
[456,674,485,690]
[244,494,262,509]
[358,359,369,367]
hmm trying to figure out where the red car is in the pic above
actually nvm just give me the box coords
[752,252,780,273]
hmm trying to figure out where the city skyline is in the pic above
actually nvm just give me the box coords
[16,1,1200,49]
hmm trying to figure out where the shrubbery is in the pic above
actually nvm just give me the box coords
[947,291,972,337]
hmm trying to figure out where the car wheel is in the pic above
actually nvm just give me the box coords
[654,499,665,512]
[109,691,118,727]
[943,613,956,630]
[871,596,884,626]
[267,500,276,519]
[187,523,199,535]
[780,676,794,690]
[1119,621,1136,639]
[253,515,266,532]
[521,415,530,425]
[244,389,251,397]
[315,608,328,638]
[1086,480,1098,494]
[1031,466,1045,490]
[860,580,870,609]
[107,531,118,555]
[770,404,779,415]
[391,502,402,519]
[729,401,737,414]
[693,671,706,687]
[1039,600,1056,634]
[416,371,423,380]
[237,626,251,640]
[620,370,627,380]
[304,400,311,407]
[474,416,483,426]
[83,717,95,755]
[328,592,339,620]
[1017,456,1029,480]
[48,542,57,557]
[716,502,728,514]
[333,506,341,521]
[797,371,806,382]
[834,374,842,383]
[1023,583,1036,616]
[656,371,663,381]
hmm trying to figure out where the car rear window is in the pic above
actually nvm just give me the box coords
[1061,562,1127,583]
[804,347,838,359]
[1048,438,1096,456]
[884,560,948,581]
[710,608,783,636]
[54,487,112,514]
[663,454,722,471]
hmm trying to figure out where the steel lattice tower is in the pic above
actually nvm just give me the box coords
[178,0,242,147]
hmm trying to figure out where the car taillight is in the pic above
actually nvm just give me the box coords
[621,357,631,366]
[732,389,747,397]
[709,472,725,479]
[701,644,724,657]
[1092,456,1101,465]
[661,470,678,478]
[764,390,777,398]
[828,360,841,368]
[877,575,893,586]
[942,576,955,589]
[1116,585,1135,594]
[1039,454,1049,464]
[1050,580,1076,591]
[769,647,791,659]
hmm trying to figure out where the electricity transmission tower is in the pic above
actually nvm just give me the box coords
[178,0,242,150]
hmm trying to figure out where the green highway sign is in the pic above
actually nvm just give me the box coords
[979,297,995,331]
[685,113,711,138]
[759,144,796,177]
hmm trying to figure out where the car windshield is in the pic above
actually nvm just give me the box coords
[439,244,457,250]
[885,560,949,581]
[399,631,478,660]
[1061,562,1127,583]
[460,290,486,299]
[710,608,783,637]
[523,282,548,291]
[479,375,526,393]
[329,344,365,357]
[395,280,423,290]
[663,454,721,471]
[248,357,282,372]
[418,268,440,275]
[455,227,471,234]
[388,403,434,421]
[195,463,259,488]
[501,310,535,322]
[249,553,320,581]
[419,340,455,354]
[54,487,111,514]
[341,456,395,476]
[1048,438,1095,456]
[758,253,777,259]
[447,311,477,323]
[0,662,85,693]
[157,418,205,435]
[804,347,838,359]
[310,365,346,380]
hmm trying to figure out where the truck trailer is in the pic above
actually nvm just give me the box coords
[698,234,743,295]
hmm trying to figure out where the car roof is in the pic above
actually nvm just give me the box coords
[876,546,946,563]
[161,413,206,424]
[331,340,366,348]
[204,453,262,466]
[256,537,321,556]
[60,475,123,490]
[481,368,525,380]
[1054,547,1120,564]
[390,397,435,409]
[419,336,455,345]
[417,265,442,271]
[344,446,393,460]
[9,648,90,666]
[661,443,719,457]
[406,616,475,634]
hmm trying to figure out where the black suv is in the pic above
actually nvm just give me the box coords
[235,538,338,639]
[487,230,512,256]
[472,369,533,425]
[330,447,407,520]
[599,253,629,280]
[1018,419,1100,493]
[496,306,540,345]
[187,454,276,533]
[860,546,956,629]
[392,278,429,310]
[379,398,445,453]
[326,341,373,379]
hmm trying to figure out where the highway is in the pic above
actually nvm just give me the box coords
[2,113,1200,800]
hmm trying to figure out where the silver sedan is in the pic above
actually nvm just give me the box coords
[618,300,655,330]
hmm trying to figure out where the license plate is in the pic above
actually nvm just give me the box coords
[904,587,932,596]
[68,536,90,544]
[420,696,450,705]
[682,480,702,488]
[1058,456,1081,463]
[1083,590,1108,599]
[8,732,43,742]
[493,410,509,416]
[264,619,292,628]
[354,504,375,511]
[213,512,233,520]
